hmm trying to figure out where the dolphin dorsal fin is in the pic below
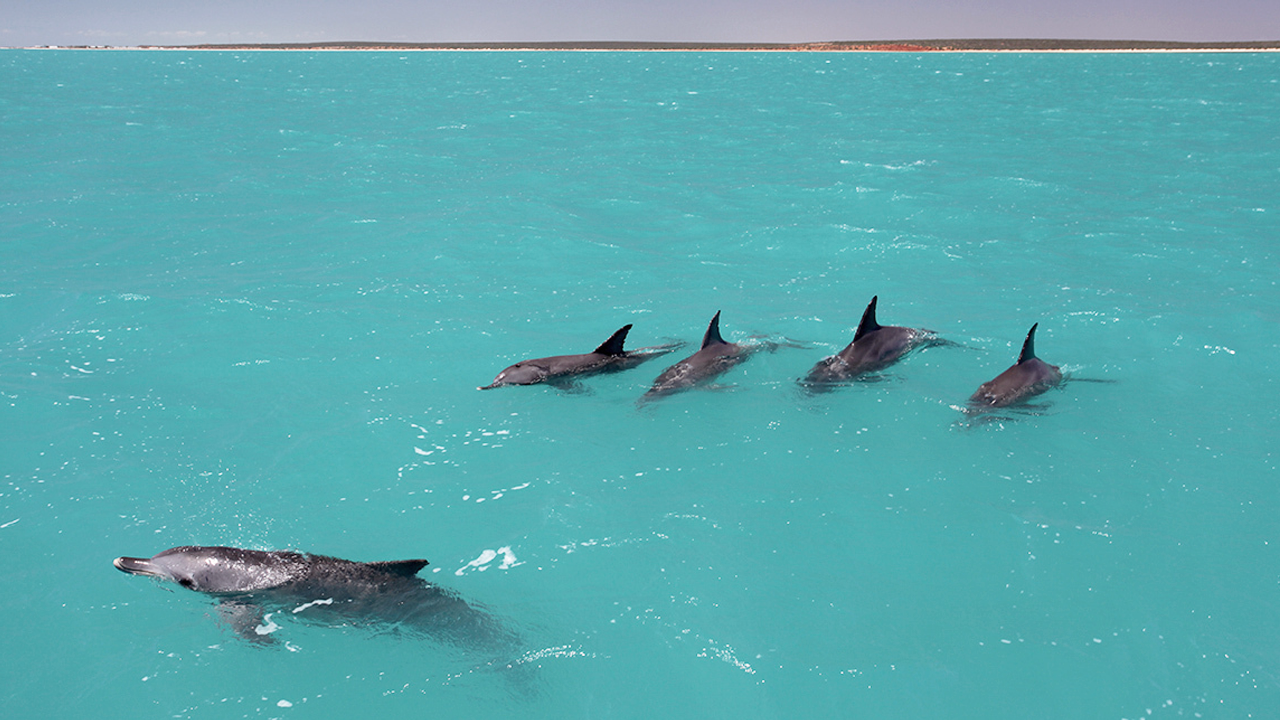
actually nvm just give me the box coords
[592,324,632,355]
[368,559,429,577]
[1018,323,1039,364]
[701,311,727,349]
[853,296,882,342]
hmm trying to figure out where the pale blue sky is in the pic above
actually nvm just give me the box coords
[3,0,1277,47]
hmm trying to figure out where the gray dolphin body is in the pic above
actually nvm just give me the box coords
[640,312,753,403]
[967,323,1062,410]
[114,546,509,647]
[800,296,939,390]
[480,324,682,390]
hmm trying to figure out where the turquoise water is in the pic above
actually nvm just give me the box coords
[2,49,1277,718]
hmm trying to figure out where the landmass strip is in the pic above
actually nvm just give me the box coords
[26,39,1280,51]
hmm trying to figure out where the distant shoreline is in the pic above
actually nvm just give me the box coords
[17,39,1280,52]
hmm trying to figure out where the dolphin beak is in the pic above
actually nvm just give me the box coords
[114,556,159,576]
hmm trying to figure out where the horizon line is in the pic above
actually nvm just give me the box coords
[11,38,1280,52]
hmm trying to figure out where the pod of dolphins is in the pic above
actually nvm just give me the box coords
[481,295,1064,412]
[114,295,1073,658]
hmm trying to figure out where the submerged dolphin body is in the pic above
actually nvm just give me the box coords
[639,312,754,403]
[966,323,1063,411]
[114,546,511,648]
[480,324,682,390]
[800,296,942,390]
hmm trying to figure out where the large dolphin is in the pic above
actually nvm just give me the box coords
[639,311,755,403]
[480,324,683,390]
[966,323,1062,411]
[114,546,511,648]
[800,295,943,390]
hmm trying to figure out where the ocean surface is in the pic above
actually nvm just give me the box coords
[2,48,1277,719]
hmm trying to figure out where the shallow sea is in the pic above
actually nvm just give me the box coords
[1,49,1277,718]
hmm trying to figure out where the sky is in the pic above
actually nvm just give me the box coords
[1,0,1277,47]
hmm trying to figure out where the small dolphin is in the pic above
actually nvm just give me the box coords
[800,295,942,390]
[480,324,682,390]
[640,311,754,403]
[114,546,510,647]
[967,323,1062,410]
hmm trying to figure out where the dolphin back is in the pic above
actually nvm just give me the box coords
[966,323,1062,411]
[853,296,882,342]
[592,324,632,356]
[367,559,430,577]
[1018,323,1039,364]
[701,311,727,349]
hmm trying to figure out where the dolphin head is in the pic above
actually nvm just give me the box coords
[114,546,300,593]
[480,361,548,389]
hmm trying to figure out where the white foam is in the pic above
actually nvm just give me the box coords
[255,613,280,636]
[497,546,520,569]
[292,598,333,614]
[456,546,521,575]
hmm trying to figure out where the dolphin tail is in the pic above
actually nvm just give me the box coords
[1018,323,1040,364]
[701,311,726,349]
[592,324,632,356]
[853,296,882,342]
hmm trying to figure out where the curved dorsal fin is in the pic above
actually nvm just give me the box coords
[592,324,632,355]
[701,311,726,349]
[853,296,882,342]
[1018,323,1039,364]
[368,559,429,577]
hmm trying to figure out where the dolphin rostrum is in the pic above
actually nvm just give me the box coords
[966,323,1062,411]
[114,545,511,648]
[800,295,944,390]
[639,311,756,403]
[480,324,683,390]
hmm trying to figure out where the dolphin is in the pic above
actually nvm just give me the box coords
[114,545,511,648]
[639,311,755,403]
[480,324,683,390]
[800,295,943,390]
[966,323,1062,411]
